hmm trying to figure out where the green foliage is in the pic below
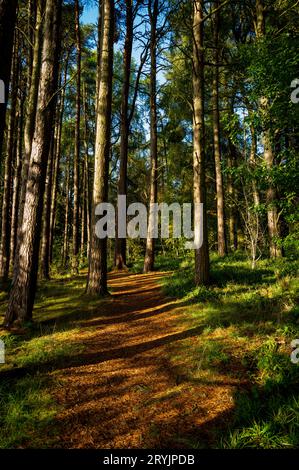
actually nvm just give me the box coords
[0,376,58,448]
[161,253,299,448]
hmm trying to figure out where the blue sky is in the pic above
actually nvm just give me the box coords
[81,5,98,24]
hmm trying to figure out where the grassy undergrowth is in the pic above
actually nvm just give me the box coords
[0,255,298,448]
[0,273,103,448]
[159,252,299,448]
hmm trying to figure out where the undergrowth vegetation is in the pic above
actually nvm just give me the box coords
[0,274,96,448]
[159,252,299,448]
[0,254,298,448]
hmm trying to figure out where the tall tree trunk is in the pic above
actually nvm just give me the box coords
[263,130,282,257]
[49,58,68,265]
[143,0,158,274]
[192,0,209,285]
[80,162,86,258]
[10,95,24,272]
[62,147,71,267]
[0,0,18,159]
[255,0,282,258]
[18,0,44,237]
[227,141,238,251]
[27,0,34,84]
[115,0,133,270]
[0,34,19,282]
[4,0,62,327]
[86,0,114,295]
[83,83,91,259]
[212,0,227,257]
[72,0,82,274]
[40,132,55,279]
[248,116,260,208]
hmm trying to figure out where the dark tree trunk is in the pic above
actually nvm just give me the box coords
[0,0,18,159]
[227,141,238,251]
[62,146,71,267]
[4,0,62,327]
[115,0,133,270]
[49,58,68,265]
[10,95,25,272]
[143,0,158,274]
[86,0,114,295]
[18,0,44,239]
[255,0,282,258]
[40,131,55,279]
[212,0,227,257]
[192,0,209,285]
[0,34,19,282]
[83,82,91,259]
[72,0,82,274]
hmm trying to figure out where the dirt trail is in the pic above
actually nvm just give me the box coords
[54,271,240,448]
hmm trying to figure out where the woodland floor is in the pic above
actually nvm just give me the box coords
[1,255,299,448]
[52,271,243,448]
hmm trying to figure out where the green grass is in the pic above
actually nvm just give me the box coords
[0,376,58,448]
[159,252,299,448]
[0,254,298,448]
[0,273,103,449]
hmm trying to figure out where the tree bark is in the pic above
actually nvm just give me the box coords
[248,114,260,208]
[72,0,82,274]
[212,0,227,257]
[10,95,24,272]
[4,0,62,327]
[115,0,133,270]
[86,0,114,295]
[49,58,68,265]
[192,0,210,285]
[62,145,71,267]
[80,160,86,258]
[40,131,55,279]
[0,0,18,159]
[143,0,158,274]
[83,83,91,259]
[255,0,282,258]
[0,34,19,282]
[18,0,44,238]
[227,141,238,251]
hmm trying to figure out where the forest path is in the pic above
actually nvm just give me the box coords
[53,271,239,448]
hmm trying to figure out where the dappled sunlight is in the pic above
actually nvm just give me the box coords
[1,257,298,448]
[33,270,243,448]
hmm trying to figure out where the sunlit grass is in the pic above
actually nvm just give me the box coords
[0,254,298,448]
[0,374,59,448]
[0,273,94,449]
[160,253,299,448]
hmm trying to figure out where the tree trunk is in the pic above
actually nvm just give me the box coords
[18,0,44,238]
[255,0,282,258]
[40,132,55,279]
[4,0,62,327]
[86,0,114,295]
[192,0,209,285]
[49,58,68,265]
[248,116,260,208]
[62,146,71,267]
[212,0,227,257]
[10,95,24,272]
[263,130,282,257]
[0,34,19,282]
[0,0,18,158]
[227,141,238,251]
[115,0,133,270]
[80,154,87,259]
[83,82,91,259]
[143,0,158,274]
[72,0,82,274]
